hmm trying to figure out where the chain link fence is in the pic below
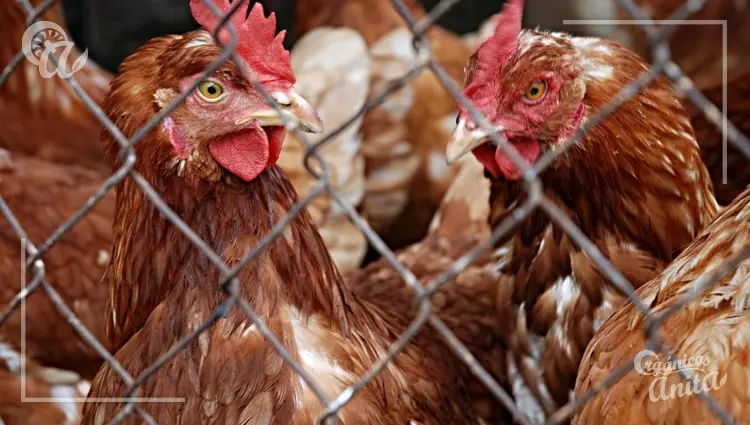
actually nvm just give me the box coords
[1,0,749,424]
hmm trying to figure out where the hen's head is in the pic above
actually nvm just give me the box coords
[446,0,586,180]
[103,0,323,183]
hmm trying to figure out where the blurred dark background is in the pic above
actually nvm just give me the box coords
[60,0,503,73]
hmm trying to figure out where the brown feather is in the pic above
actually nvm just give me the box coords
[574,186,750,425]
[466,30,719,421]
[347,160,515,424]
[0,338,88,425]
[618,0,750,205]
[0,0,112,172]
[0,152,111,379]
[82,30,479,425]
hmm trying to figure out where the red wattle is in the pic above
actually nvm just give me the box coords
[265,127,285,167]
[494,138,540,181]
[208,125,286,182]
[208,126,283,182]
[209,130,267,182]
[472,144,501,179]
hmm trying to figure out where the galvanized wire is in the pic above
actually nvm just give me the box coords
[0,0,748,424]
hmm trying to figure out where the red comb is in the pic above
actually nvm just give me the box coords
[190,0,295,88]
[463,0,524,107]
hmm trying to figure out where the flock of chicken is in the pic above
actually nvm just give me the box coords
[0,0,748,424]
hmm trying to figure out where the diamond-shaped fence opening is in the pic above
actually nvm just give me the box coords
[0,0,749,424]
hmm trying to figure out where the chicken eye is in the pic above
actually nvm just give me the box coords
[523,80,547,102]
[198,81,224,102]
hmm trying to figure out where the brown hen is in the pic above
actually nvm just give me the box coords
[0,337,90,425]
[446,0,720,421]
[523,0,750,205]
[347,158,516,424]
[0,0,112,173]
[82,2,479,423]
[574,185,750,425]
[0,150,111,379]
[0,0,114,381]
[3,0,370,277]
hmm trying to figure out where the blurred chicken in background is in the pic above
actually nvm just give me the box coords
[0,150,107,424]
[0,0,112,172]
[523,0,632,44]
[0,0,112,381]
[621,0,750,90]
[1,0,376,283]
[279,26,371,273]
[0,337,89,425]
[296,0,475,252]
[0,149,112,380]
[619,0,750,205]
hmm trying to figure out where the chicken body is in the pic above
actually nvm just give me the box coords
[446,0,720,421]
[574,186,750,425]
[0,151,111,379]
[619,0,750,205]
[82,2,479,423]
[87,167,478,425]
[0,337,89,425]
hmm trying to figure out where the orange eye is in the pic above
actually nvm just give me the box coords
[524,80,547,102]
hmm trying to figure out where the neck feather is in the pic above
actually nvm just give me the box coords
[489,72,719,263]
[105,165,352,349]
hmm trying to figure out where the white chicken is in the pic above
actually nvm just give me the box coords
[0,337,89,425]
[279,27,371,273]
[359,28,421,237]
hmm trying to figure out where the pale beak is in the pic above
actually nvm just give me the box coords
[285,91,324,133]
[445,118,496,165]
[235,90,324,134]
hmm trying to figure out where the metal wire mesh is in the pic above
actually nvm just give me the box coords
[1,0,749,424]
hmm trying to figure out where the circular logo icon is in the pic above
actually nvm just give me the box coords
[21,21,88,79]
